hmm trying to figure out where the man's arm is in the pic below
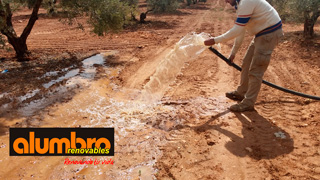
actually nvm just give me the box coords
[214,24,246,44]
[205,0,254,46]
[204,24,245,46]
[229,30,245,63]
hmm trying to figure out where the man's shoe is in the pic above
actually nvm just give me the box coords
[226,91,244,101]
[229,103,254,112]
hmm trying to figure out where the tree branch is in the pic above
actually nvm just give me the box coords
[20,0,43,41]
[0,2,17,39]
[0,0,5,26]
[4,3,12,27]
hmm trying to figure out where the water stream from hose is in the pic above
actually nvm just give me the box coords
[143,32,220,100]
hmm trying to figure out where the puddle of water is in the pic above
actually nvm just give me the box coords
[43,69,80,89]
[81,54,105,79]
[82,54,105,66]
[11,54,113,116]
[19,89,40,102]
[42,71,59,77]
[43,54,105,89]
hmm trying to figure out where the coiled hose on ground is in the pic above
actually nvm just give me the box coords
[209,47,320,100]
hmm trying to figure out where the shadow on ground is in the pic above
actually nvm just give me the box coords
[176,110,294,160]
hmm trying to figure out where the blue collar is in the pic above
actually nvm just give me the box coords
[235,0,241,10]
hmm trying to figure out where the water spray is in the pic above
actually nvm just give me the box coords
[143,32,216,100]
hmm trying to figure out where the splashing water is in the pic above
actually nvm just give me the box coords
[143,32,220,100]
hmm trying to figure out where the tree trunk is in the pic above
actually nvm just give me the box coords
[303,10,319,38]
[0,0,43,61]
[6,35,29,60]
[304,18,314,38]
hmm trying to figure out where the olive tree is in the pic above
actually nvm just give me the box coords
[0,0,133,61]
[297,0,319,37]
[272,0,320,38]
[0,0,43,60]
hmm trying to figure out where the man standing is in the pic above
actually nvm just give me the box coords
[204,0,283,112]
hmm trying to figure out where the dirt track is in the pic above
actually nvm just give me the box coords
[1,0,320,179]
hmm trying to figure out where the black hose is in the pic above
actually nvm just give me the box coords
[209,47,320,100]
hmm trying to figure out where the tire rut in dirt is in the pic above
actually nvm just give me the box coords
[257,97,320,179]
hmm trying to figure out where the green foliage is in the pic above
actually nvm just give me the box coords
[295,0,320,21]
[41,0,58,14]
[88,0,131,35]
[60,0,132,35]
[147,0,179,13]
[272,0,320,23]
[271,0,319,37]
[121,0,139,20]
[8,0,37,9]
[121,0,138,7]
[1,0,56,14]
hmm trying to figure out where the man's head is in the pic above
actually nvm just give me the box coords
[225,0,237,6]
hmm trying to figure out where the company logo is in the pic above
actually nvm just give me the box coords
[10,128,114,156]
